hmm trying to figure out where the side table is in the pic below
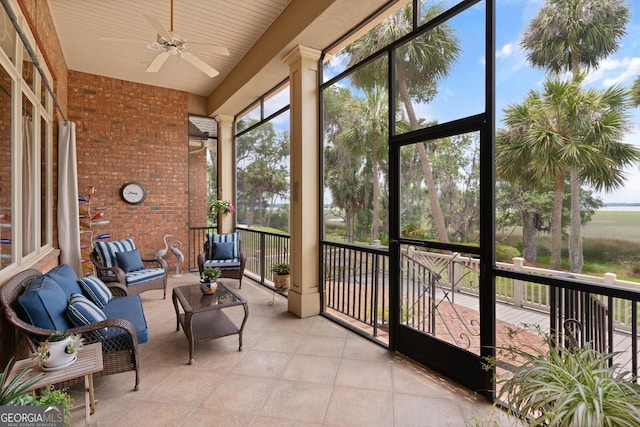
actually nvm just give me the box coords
[7,342,103,425]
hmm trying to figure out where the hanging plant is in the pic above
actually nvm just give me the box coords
[210,200,235,215]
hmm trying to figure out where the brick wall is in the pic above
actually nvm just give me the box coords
[68,71,191,273]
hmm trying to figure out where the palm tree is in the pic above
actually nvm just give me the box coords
[344,4,460,243]
[497,76,639,271]
[521,0,631,272]
[339,86,388,243]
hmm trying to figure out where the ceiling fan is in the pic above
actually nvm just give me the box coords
[100,0,229,78]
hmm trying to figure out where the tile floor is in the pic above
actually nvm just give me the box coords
[68,273,519,426]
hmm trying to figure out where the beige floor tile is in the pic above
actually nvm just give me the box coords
[252,416,323,427]
[253,330,305,353]
[110,400,193,427]
[281,354,341,384]
[181,408,256,427]
[143,366,226,405]
[296,335,346,358]
[201,374,277,414]
[393,393,469,427]
[260,380,333,423]
[390,358,457,398]
[342,336,395,362]
[230,349,292,378]
[335,358,393,391]
[307,318,349,338]
[324,386,394,427]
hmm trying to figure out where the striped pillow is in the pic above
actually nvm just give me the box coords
[78,275,112,309]
[94,238,136,268]
[67,294,107,328]
[206,232,239,260]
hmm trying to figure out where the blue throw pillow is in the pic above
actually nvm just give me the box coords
[45,264,82,298]
[213,242,234,260]
[67,294,107,329]
[115,248,144,273]
[78,275,112,309]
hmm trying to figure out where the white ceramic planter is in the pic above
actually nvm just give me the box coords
[43,337,77,369]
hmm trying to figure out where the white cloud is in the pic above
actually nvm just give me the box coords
[496,43,515,58]
[585,56,640,87]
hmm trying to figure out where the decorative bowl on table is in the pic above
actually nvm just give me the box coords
[200,280,218,294]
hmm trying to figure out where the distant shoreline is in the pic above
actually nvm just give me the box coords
[600,205,640,212]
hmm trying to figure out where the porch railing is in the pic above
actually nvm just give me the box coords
[188,226,290,289]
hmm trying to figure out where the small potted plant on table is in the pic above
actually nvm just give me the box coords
[270,262,291,292]
[200,266,221,294]
[32,331,83,370]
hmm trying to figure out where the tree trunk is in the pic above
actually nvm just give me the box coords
[550,173,565,270]
[371,144,380,243]
[396,66,449,243]
[521,210,538,262]
[569,168,583,273]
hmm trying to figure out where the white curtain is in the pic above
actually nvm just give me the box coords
[22,116,34,254]
[58,121,82,275]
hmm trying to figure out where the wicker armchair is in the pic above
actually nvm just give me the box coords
[0,269,144,390]
[197,235,247,289]
[90,238,168,299]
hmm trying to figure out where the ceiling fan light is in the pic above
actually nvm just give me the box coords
[167,46,179,56]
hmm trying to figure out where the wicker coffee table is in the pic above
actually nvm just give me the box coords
[172,280,249,364]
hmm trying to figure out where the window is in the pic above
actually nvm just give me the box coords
[235,80,291,233]
[0,3,54,273]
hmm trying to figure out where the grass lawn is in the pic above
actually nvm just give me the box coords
[583,211,640,242]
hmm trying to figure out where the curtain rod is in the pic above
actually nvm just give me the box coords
[1,0,67,121]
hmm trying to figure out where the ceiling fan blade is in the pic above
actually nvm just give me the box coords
[146,51,169,73]
[186,43,230,56]
[143,14,172,41]
[181,52,219,78]
[99,37,149,44]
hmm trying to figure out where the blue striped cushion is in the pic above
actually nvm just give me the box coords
[125,268,165,286]
[67,294,107,329]
[94,238,136,269]
[207,232,238,259]
[204,258,241,269]
[78,276,112,309]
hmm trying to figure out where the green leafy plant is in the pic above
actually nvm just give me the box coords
[202,266,221,282]
[0,358,44,405]
[270,262,290,275]
[485,330,640,426]
[21,385,73,426]
[209,200,235,215]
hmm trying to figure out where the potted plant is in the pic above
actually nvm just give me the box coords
[32,331,83,370]
[270,262,291,292]
[200,266,221,294]
[209,200,235,216]
[484,329,640,426]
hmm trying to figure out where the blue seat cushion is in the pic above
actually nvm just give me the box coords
[45,264,82,299]
[17,276,72,331]
[125,268,165,286]
[203,258,241,269]
[206,232,239,259]
[102,296,148,344]
[115,248,144,273]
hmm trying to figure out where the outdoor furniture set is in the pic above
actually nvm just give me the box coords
[1,233,247,393]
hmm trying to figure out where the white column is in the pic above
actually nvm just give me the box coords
[215,115,235,234]
[283,45,321,317]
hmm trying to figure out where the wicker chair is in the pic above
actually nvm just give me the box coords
[197,234,247,289]
[0,269,144,390]
[90,238,168,299]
